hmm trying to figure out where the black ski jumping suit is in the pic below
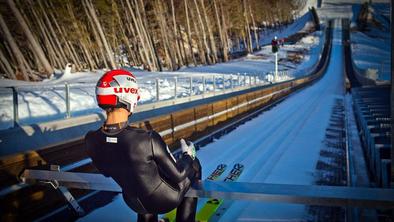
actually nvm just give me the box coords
[85,124,201,221]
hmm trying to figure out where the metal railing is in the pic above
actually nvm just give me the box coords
[21,169,394,208]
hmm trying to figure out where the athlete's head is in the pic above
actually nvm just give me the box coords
[96,69,140,114]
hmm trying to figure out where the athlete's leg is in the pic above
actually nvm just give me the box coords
[176,158,202,222]
[137,213,158,222]
[192,157,202,180]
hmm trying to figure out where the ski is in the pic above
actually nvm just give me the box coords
[195,163,244,222]
[162,164,227,222]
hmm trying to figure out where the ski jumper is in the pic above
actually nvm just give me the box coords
[85,124,201,218]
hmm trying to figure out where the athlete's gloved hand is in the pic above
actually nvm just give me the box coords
[187,141,196,160]
[180,139,196,160]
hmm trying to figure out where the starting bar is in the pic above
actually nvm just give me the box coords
[21,168,394,209]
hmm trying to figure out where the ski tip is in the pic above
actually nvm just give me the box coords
[234,163,244,170]
[218,164,227,170]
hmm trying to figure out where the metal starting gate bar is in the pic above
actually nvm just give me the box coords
[21,168,394,209]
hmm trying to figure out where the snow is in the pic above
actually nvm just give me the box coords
[77,18,345,222]
[349,2,391,83]
[0,13,322,130]
[258,11,315,46]
[319,0,391,83]
[299,0,318,16]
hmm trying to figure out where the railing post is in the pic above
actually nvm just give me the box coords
[65,83,71,118]
[189,77,193,97]
[202,76,205,94]
[174,77,177,100]
[213,75,216,94]
[156,78,160,101]
[237,73,240,87]
[222,74,225,91]
[244,73,247,86]
[12,87,19,127]
[230,74,234,90]
[249,75,252,87]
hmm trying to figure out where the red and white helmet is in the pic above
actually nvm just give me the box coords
[96,69,140,113]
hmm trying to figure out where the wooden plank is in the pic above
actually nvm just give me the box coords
[194,104,211,120]
[172,108,195,127]
[212,100,227,113]
[194,104,212,132]
[162,134,174,146]
[212,100,227,125]
[227,97,238,118]
[248,92,258,109]
[238,94,248,114]
[173,127,195,141]
[140,115,172,132]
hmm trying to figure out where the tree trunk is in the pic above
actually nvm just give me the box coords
[184,0,197,66]
[69,40,84,68]
[113,1,137,67]
[35,0,66,67]
[249,3,259,50]
[39,0,69,68]
[178,24,188,66]
[155,0,176,70]
[120,0,143,66]
[134,0,159,71]
[85,0,116,69]
[243,0,253,53]
[47,1,80,69]
[213,0,225,62]
[193,0,211,64]
[29,1,61,69]
[201,0,218,63]
[171,0,184,67]
[135,0,161,70]
[0,12,29,80]
[126,0,153,70]
[72,1,98,69]
[190,4,207,64]
[0,47,16,79]
[6,0,53,76]
[219,0,229,61]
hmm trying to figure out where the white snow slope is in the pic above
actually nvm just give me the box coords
[77,19,344,222]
